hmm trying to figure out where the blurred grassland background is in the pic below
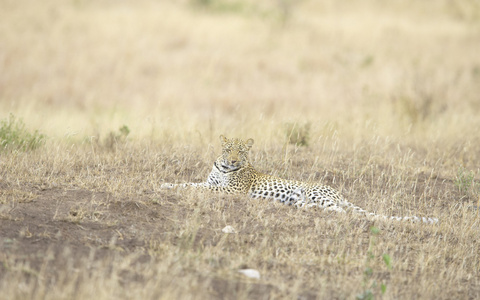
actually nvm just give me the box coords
[1,0,480,299]
[1,0,479,148]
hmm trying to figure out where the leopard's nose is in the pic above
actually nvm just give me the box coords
[231,160,237,164]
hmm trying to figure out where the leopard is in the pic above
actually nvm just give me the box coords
[161,135,438,224]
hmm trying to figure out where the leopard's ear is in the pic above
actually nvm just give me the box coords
[246,138,254,149]
[219,135,228,144]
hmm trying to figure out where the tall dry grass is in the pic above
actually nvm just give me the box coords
[1,0,480,299]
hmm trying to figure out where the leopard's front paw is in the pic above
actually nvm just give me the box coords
[160,183,175,189]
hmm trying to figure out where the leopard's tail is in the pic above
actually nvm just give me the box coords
[345,202,439,224]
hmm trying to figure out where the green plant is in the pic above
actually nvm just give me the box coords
[455,166,475,195]
[284,122,311,147]
[0,114,46,152]
[357,226,392,300]
[189,0,297,24]
[189,0,246,13]
[102,125,130,151]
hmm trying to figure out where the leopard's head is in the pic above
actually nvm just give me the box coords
[218,135,254,171]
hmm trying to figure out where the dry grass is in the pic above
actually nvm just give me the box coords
[1,0,480,299]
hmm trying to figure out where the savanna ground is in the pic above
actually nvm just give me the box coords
[1,0,480,299]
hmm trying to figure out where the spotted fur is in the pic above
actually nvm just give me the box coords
[161,135,438,224]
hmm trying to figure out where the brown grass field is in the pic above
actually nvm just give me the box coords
[1,0,480,299]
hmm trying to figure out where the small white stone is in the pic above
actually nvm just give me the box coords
[238,269,260,279]
[222,225,236,234]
